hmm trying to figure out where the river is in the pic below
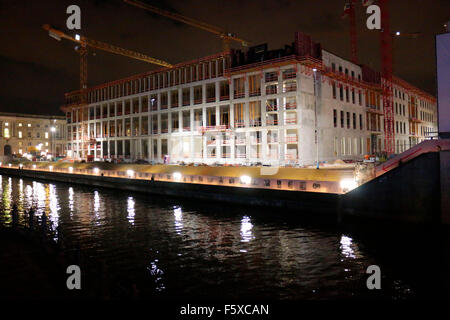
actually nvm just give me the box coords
[1,174,449,300]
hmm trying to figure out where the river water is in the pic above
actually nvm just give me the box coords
[1,174,449,300]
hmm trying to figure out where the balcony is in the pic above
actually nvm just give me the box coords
[265,74,278,82]
[286,136,298,143]
[182,100,190,106]
[207,140,217,145]
[234,91,245,99]
[249,89,261,97]
[266,87,277,95]
[249,120,261,127]
[220,95,229,101]
[171,102,179,108]
[283,83,297,93]
[234,120,245,128]
[285,103,297,110]
[282,71,296,80]
[285,118,297,125]
[206,96,216,103]
[266,119,278,126]
[250,138,261,144]
[194,99,202,105]
[235,138,246,145]
[183,126,191,131]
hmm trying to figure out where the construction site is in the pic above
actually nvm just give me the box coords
[53,0,437,167]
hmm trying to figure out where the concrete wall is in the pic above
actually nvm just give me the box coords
[342,152,441,224]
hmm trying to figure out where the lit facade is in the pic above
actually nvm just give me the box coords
[64,34,437,165]
[0,112,67,160]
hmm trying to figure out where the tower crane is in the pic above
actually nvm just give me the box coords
[123,0,250,51]
[43,24,173,160]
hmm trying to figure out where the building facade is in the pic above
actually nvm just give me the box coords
[63,33,437,166]
[0,112,67,160]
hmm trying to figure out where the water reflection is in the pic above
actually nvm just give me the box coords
[94,190,100,225]
[127,197,135,225]
[68,187,74,215]
[340,235,356,259]
[240,215,254,243]
[0,174,436,300]
[173,206,183,234]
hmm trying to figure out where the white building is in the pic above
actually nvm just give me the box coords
[64,33,437,165]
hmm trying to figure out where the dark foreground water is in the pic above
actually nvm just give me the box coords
[1,174,449,300]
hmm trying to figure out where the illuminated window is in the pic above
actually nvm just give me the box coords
[45,132,49,139]
[18,131,22,138]
[4,128,9,138]
[19,149,23,154]
[45,142,48,146]
[27,123,31,127]
[5,122,9,126]
[18,123,22,127]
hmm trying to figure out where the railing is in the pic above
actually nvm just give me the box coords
[220,95,229,101]
[266,119,278,126]
[249,120,261,127]
[283,84,297,93]
[235,139,246,145]
[249,89,261,97]
[194,99,202,105]
[286,136,298,143]
[285,103,297,110]
[265,74,278,82]
[206,97,216,103]
[234,120,245,128]
[266,87,277,95]
[234,91,245,99]
[285,118,297,125]
[283,72,296,80]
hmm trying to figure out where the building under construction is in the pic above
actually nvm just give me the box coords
[62,32,438,166]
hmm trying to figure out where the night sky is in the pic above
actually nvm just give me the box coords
[0,0,448,116]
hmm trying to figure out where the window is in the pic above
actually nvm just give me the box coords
[347,112,350,129]
[353,113,356,129]
[4,128,9,138]
[359,114,363,130]
[45,132,49,139]
[18,131,22,138]
[339,85,343,101]
[340,111,344,128]
[27,123,31,127]
[18,123,22,127]
[332,82,336,99]
[333,109,337,127]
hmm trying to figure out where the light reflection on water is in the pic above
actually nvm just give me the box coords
[1,174,441,300]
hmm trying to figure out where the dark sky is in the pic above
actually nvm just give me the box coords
[0,0,448,116]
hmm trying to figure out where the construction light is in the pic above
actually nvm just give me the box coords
[340,178,357,192]
[68,167,73,173]
[49,165,53,171]
[240,175,252,185]
[173,172,182,181]
[127,169,135,178]
[93,167,100,174]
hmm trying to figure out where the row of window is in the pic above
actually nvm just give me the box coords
[333,109,363,130]
[331,83,363,106]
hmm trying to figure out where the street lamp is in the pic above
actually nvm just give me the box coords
[51,126,56,158]
[313,68,320,169]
